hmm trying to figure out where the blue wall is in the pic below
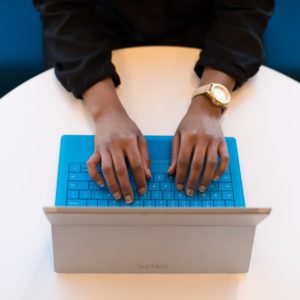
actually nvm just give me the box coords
[0,1,45,97]
[264,0,300,81]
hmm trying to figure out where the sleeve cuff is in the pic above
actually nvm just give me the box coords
[55,60,121,99]
[194,51,254,90]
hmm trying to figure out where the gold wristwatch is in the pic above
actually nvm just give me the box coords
[192,83,231,111]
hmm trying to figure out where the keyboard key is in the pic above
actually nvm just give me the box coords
[160,182,171,191]
[67,200,86,206]
[224,166,231,174]
[208,183,219,191]
[226,201,235,207]
[211,192,222,200]
[214,200,225,207]
[219,174,231,182]
[165,176,174,182]
[119,200,127,207]
[179,200,190,207]
[151,191,162,200]
[67,190,78,199]
[175,191,186,200]
[98,200,108,206]
[219,183,233,191]
[68,181,88,190]
[170,182,177,190]
[154,173,165,181]
[186,191,199,200]
[89,182,99,190]
[68,172,91,181]
[222,191,234,200]
[149,182,160,190]
[81,163,88,173]
[144,200,156,207]
[198,192,210,200]
[202,200,213,207]
[191,200,202,207]
[156,200,167,207]
[69,163,80,172]
[109,200,120,207]
[133,200,144,207]
[138,191,151,200]
[91,190,103,199]
[87,200,97,207]
[163,191,174,200]
[103,191,113,200]
[167,200,178,207]
[79,190,91,199]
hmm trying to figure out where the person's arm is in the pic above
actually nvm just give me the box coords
[195,0,274,88]
[168,67,234,195]
[34,0,120,98]
[83,78,151,204]
[169,0,274,196]
[34,0,150,203]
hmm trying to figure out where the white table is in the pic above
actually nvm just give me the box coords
[0,46,299,299]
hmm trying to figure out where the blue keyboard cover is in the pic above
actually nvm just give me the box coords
[55,135,245,208]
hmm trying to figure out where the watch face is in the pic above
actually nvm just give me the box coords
[210,84,231,104]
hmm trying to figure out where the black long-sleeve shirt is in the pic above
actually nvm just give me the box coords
[34,0,274,99]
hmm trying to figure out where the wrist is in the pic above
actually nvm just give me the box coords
[190,95,222,118]
[83,77,125,121]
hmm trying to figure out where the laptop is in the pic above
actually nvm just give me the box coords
[44,135,271,273]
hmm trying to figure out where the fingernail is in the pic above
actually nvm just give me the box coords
[176,184,184,191]
[97,181,104,187]
[138,187,146,195]
[186,188,194,197]
[147,168,152,177]
[113,192,121,200]
[213,176,219,181]
[125,195,133,204]
[199,185,206,192]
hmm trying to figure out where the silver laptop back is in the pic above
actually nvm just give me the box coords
[44,207,271,273]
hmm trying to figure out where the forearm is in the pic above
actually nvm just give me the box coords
[83,77,126,122]
[35,0,120,98]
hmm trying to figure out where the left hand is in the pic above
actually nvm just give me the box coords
[168,95,229,196]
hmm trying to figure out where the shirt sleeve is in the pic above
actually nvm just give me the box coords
[34,0,120,99]
[194,0,274,89]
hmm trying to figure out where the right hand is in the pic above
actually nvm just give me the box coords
[83,77,151,204]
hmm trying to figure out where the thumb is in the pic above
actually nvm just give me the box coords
[138,135,151,179]
[168,134,180,176]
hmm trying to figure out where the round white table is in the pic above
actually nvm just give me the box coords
[0,47,299,299]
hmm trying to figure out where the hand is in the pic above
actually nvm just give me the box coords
[83,78,151,204]
[168,95,229,196]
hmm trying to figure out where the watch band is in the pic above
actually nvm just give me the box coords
[192,83,230,111]
[192,84,212,99]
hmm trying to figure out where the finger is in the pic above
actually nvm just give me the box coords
[138,135,151,179]
[86,151,104,187]
[213,140,230,180]
[110,149,133,203]
[125,139,147,195]
[175,135,194,191]
[185,142,207,196]
[100,150,122,200]
[168,134,180,176]
[199,141,218,192]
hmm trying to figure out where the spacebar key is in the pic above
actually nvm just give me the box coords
[68,181,88,190]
